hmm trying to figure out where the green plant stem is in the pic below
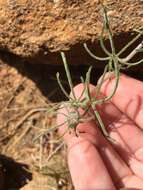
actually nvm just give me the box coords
[117,33,142,56]
[120,40,143,62]
[95,64,109,97]
[92,106,109,137]
[118,58,143,67]
[61,52,76,100]
[83,43,110,61]
[33,121,68,142]
[56,72,73,100]
[102,5,116,55]
[100,28,111,56]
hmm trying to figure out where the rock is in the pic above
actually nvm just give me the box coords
[0,0,143,59]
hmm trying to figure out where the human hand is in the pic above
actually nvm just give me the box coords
[57,74,143,190]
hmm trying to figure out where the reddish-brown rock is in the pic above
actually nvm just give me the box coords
[0,0,143,58]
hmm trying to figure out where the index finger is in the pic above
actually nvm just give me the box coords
[100,73,143,129]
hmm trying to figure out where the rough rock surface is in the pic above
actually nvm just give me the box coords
[0,0,143,58]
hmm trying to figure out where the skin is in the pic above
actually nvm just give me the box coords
[57,74,143,190]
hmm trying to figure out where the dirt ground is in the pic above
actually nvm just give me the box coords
[0,57,75,190]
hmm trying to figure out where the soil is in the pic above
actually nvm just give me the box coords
[0,58,74,190]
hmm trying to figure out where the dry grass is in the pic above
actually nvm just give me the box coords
[0,59,72,190]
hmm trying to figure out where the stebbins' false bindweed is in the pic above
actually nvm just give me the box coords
[35,3,143,143]
[55,3,143,140]
[57,51,112,140]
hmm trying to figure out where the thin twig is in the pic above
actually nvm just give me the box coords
[120,40,143,62]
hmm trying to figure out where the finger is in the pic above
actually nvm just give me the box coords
[120,175,143,189]
[100,73,143,129]
[67,136,116,190]
[98,101,143,181]
[57,84,134,189]
[71,84,143,187]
